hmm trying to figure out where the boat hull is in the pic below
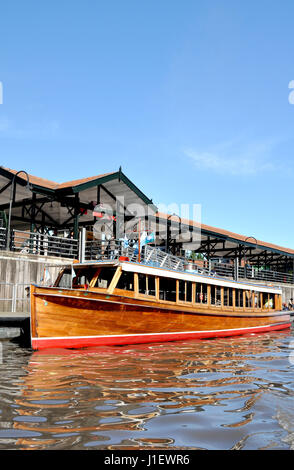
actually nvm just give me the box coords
[31,323,291,350]
[30,286,291,350]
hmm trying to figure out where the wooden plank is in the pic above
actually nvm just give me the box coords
[107,266,122,294]
[89,268,101,288]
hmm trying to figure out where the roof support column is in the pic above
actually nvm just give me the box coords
[73,193,80,240]
[30,192,36,232]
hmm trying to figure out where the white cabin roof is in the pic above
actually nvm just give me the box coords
[72,260,282,294]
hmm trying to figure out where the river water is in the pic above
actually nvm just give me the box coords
[0,327,293,451]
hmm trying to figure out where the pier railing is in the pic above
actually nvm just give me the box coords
[0,229,293,286]
[0,282,30,313]
[0,227,6,249]
[238,265,294,285]
[83,240,294,286]
[9,230,79,259]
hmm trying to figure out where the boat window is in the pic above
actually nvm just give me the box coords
[229,288,233,306]
[138,274,156,296]
[210,285,221,305]
[186,281,192,302]
[210,285,215,305]
[235,289,244,308]
[179,280,185,301]
[195,283,208,304]
[269,293,275,309]
[139,274,147,294]
[262,292,274,309]
[116,271,134,291]
[179,280,193,302]
[56,269,72,288]
[159,277,176,302]
[95,268,117,288]
[210,286,222,306]
[262,293,269,308]
[224,288,233,307]
[254,292,261,308]
[224,288,228,306]
[72,267,98,287]
[245,291,252,308]
[56,267,97,288]
[216,286,221,305]
[147,275,156,296]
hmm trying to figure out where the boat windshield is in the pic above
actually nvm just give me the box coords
[55,266,98,288]
[55,266,117,289]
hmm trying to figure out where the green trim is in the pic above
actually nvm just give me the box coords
[70,172,120,193]
[155,215,294,259]
[0,167,156,208]
[69,171,156,209]
[0,167,56,196]
[201,228,293,258]
[30,185,56,196]
[120,172,156,209]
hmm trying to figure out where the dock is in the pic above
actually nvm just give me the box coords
[0,311,29,325]
[0,312,30,341]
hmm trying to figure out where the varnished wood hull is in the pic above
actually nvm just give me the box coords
[30,285,291,350]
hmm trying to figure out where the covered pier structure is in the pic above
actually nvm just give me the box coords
[154,212,294,273]
[152,212,294,286]
[0,166,293,286]
[0,166,155,237]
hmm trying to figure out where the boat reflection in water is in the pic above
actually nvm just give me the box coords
[7,329,294,450]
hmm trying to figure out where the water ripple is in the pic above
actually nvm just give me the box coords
[0,328,293,449]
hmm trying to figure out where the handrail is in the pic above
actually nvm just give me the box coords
[0,229,292,286]
[10,230,79,258]
[0,227,6,249]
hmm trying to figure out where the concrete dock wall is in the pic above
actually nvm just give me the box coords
[281,285,294,305]
[0,251,70,312]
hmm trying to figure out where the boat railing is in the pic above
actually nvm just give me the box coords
[141,245,187,271]
[85,240,214,276]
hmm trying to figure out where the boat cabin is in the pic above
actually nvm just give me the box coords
[54,261,282,313]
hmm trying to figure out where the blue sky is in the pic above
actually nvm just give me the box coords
[0,1,293,248]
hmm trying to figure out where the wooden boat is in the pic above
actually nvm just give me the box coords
[30,257,291,350]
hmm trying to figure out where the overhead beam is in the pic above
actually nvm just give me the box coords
[0,180,12,195]
[100,184,133,217]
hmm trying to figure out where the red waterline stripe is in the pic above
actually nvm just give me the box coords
[31,323,291,350]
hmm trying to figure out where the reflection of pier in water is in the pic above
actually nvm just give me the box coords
[10,332,291,450]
